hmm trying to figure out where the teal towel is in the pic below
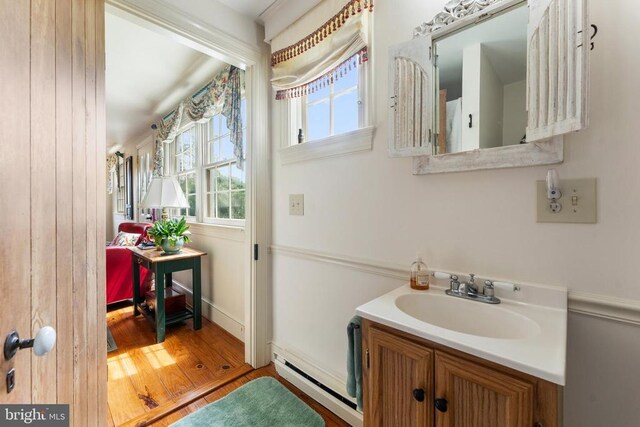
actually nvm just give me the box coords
[346,315,363,411]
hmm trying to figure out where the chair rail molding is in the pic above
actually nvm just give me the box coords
[271,245,640,327]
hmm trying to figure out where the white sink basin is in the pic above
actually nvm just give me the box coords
[356,282,568,385]
[395,293,540,340]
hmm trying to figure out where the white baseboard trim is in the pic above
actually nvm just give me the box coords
[271,343,363,427]
[171,280,245,342]
[271,244,640,327]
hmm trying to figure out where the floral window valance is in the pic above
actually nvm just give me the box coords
[153,65,245,176]
[106,154,118,194]
[270,0,373,100]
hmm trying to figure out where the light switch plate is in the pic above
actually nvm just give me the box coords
[536,178,597,223]
[289,194,304,216]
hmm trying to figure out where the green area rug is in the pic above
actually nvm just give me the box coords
[107,327,117,353]
[170,377,325,427]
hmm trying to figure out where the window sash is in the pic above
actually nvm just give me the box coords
[165,113,246,226]
[302,65,362,141]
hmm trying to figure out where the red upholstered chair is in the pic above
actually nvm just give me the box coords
[106,222,153,305]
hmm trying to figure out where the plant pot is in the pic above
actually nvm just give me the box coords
[161,237,184,254]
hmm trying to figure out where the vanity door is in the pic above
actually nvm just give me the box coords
[365,326,434,426]
[434,351,534,427]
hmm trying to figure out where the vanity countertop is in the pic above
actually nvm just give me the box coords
[356,278,567,385]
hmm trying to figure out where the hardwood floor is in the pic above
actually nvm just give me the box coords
[151,364,351,427]
[107,302,248,426]
[107,302,350,427]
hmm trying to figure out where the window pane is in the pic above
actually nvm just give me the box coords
[206,168,214,193]
[207,193,215,218]
[334,89,359,134]
[216,165,230,191]
[241,98,246,124]
[216,193,230,218]
[220,135,233,161]
[188,194,196,217]
[187,173,196,194]
[185,148,195,171]
[231,191,245,219]
[334,65,358,93]
[230,163,245,190]
[307,84,329,103]
[307,100,330,141]
[207,140,219,164]
[220,114,228,135]
[211,117,220,139]
[176,155,183,173]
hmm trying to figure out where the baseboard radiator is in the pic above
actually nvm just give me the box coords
[273,355,363,427]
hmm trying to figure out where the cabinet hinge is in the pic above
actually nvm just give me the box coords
[366,349,370,368]
[254,244,259,261]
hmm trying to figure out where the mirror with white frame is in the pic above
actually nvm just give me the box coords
[388,0,590,174]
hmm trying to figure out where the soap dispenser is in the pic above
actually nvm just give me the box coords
[410,255,430,290]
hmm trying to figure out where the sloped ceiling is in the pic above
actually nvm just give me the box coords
[106,11,226,151]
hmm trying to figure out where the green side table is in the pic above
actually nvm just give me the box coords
[129,246,206,343]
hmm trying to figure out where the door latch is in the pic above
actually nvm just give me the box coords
[6,368,15,394]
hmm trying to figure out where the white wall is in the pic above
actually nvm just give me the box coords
[460,44,480,151]
[502,80,527,146]
[173,225,246,341]
[270,0,640,425]
[479,45,503,149]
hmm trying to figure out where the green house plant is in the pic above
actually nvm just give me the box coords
[147,217,192,254]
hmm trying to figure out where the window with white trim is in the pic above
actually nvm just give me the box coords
[203,105,246,224]
[167,98,246,226]
[303,63,362,141]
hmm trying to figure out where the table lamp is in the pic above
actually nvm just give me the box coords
[139,176,189,220]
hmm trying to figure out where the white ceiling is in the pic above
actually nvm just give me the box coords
[216,0,277,18]
[106,12,226,150]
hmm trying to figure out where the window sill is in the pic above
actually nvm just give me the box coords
[279,126,375,165]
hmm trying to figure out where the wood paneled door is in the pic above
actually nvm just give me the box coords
[434,352,534,427]
[0,0,107,425]
[365,326,434,427]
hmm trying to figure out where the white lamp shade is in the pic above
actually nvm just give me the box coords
[140,176,190,209]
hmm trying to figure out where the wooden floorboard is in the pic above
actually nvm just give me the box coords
[153,364,351,427]
[108,303,350,427]
[107,302,247,426]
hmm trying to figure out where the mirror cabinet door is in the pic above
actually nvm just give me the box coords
[526,0,590,142]
[388,35,434,157]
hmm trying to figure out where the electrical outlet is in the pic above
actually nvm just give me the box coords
[289,194,304,216]
[536,178,597,223]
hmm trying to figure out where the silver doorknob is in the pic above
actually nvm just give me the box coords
[4,326,56,361]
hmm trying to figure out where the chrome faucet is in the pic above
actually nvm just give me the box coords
[458,273,478,295]
[445,273,500,304]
